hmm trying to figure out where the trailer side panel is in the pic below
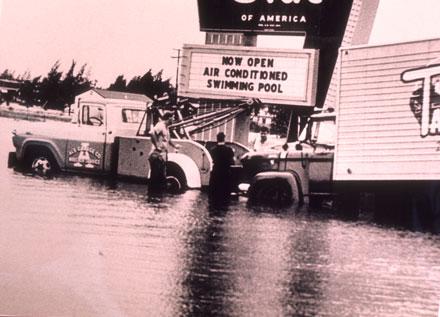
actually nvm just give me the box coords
[334,38,440,181]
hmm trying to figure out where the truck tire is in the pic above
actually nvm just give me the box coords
[25,148,59,177]
[248,174,300,207]
[166,163,187,194]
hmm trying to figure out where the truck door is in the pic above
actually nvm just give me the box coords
[308,117,335,187]
[66,103,107,171]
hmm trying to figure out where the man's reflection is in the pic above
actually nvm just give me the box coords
[178,204,234,316]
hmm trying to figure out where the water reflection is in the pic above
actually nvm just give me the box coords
[282,214,328,316]
[179,197,234,316]
[177,196,333,316]
[2,117,440,317]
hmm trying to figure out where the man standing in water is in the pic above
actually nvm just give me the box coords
[149,111,180,198]
[209,132,235,204]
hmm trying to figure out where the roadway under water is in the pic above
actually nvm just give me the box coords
[1,117,440,317]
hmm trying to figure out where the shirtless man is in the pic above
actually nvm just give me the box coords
[148,111,180,197]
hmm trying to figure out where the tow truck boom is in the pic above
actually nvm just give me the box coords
[137,97,260,139]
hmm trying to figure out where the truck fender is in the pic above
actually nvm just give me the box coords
[167,153,201,189]
[21,139,64,168]
[248,171,303,206]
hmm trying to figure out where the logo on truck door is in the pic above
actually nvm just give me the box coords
[68,142,102,168]
[401,64,440,137]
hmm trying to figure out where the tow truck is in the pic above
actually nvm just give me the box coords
[241,108,335,206]
[8,88,252,192]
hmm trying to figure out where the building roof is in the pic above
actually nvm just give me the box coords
[0,78,21,91]
[92,88,152,103]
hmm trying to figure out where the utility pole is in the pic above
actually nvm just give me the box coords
[171,49,181,90]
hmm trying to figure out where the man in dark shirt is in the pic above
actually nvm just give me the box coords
[209,132,235,202]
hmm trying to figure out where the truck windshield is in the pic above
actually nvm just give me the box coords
[311,119,335,145]
[299,118,335,146]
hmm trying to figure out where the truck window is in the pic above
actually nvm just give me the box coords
[312,120,335,146]
[121,109,143,123]
[82,105,104,126]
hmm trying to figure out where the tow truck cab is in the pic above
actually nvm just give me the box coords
[241,110,335,206]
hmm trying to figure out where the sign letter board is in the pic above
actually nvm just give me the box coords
[197,0,352,35]
[179,45,318,106]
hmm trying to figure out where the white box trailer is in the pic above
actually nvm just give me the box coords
[329,38,440,228]
[334,38,440,181]
[241,38,440,229]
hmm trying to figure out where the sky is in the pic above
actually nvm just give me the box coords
[0,0,440,87]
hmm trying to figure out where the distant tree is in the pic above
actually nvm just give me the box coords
[3,61,93,108]
[108,69,173,100]
[108,75,127,91]
[269,106,290,137]
[18,76,41,107]
[18,71,32,81]
[29,60,93,110]
[0,69,15,80]
[38,61,63,109]
[60,61,93,107]
[126,74,145,94]
[150,70,173,100]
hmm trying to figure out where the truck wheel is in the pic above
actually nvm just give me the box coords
[166,175,182,193]
[166,163,187,194]
[26,149,58,177]
[249,179,296,207]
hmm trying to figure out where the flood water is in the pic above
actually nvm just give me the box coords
[1,117,440,317]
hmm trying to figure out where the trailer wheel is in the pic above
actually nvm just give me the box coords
[25,148,59,177]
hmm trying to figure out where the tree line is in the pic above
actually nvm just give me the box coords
[0,61,175,111]
[1,61,287,135]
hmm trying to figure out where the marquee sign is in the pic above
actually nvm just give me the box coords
[179,45,318,106]
[197,0,352,35]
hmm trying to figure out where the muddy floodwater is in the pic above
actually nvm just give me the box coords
[1,117,440,317]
